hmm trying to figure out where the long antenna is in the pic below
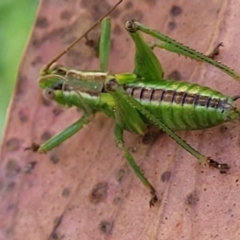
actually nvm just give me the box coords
[43,0,123,72]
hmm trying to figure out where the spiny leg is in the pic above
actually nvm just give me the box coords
[107,79,229,174]
[149,41,224,60]
[125,20,240,81]
[114,124,158,207]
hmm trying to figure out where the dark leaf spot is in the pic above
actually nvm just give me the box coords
[32,26,73,49]
[31,38,42,48]
[24,161,37,174]
[113,196,122,205]
[41,131,52,141]
[219,125,228,134]
[6,181,16,191]
[99,220,114,235]
[170,5,182,17]
[125,1,133,9]
[142,130,161,145]
[113,24,122,35]
[167,70,182,80]
[186,191,198,206]
[60,11,71,20]
[50,215,63,240]
[116,167,128,182]
[143,0,157,6]
[7,204,15,211]
[168,21,177,31]
[110,8,120,18]
[36,16,49,28]
[62,188,70,198]
[15,75,27,97]
[89,182,108,204]
[30,55,43,66]
[81,0,110,21]
[52,108,63,116]
[5,160,21,178]
[6,138,20,152]
[161,171,171,182]
[18,110,29,122]
[50,155,60,164]
[50,232,58,240]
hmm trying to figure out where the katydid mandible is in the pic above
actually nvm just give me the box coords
[33,0,240,206]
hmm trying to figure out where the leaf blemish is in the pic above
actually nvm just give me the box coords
[6,138,20,152]
[89,182,108,204]
[99,220,114,235]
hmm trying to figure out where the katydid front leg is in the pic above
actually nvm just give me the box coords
[35,114,93,153]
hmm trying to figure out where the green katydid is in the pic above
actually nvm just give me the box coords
[33,0,240,206]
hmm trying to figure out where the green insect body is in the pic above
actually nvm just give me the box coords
[35,1,240,206]
[41,71,240,132]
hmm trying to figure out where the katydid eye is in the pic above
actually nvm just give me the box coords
[43,88,55,100]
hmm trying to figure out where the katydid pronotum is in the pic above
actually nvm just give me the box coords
[32,0,240,206]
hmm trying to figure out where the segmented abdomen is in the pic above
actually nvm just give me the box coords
[125,80,239,131]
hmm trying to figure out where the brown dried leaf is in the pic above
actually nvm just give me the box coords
[1,0,240,239]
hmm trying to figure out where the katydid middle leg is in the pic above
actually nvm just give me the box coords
[114,124,158,207]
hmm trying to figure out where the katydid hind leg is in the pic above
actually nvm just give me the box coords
[114,124,158,207]
[149,36,223,60]
[126,20,240,81]
[126,25,164,80]
[106,80,229,173]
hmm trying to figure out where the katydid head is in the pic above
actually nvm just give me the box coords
[38,62,68,95]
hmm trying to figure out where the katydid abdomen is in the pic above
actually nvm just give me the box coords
[125,80,240,131]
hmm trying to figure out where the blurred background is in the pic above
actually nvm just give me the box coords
[0,0,38,142]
